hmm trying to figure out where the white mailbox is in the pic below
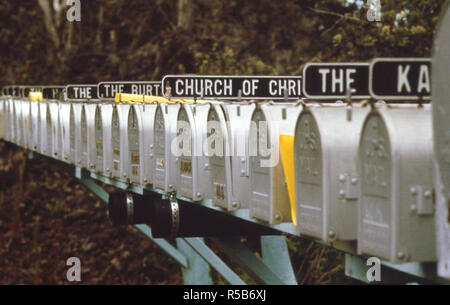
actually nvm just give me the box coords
[207,103,255,211]
[358,104,436,263]
[153,103,181,193]
[13,99,22,146]
[29,100,40,151]
[175,103,211,201]
[38,102,52,156]
[94,103,113,176]
[0,98,3,140]
[139,103,157,186]
[7,98,15,142]
[70,103,83,165]
[249,102,302,224]
[128,104,143,184]
[294,104,369,242]
[21,99,30,149]
[111,104,130,181]
[82,103,97,169]
[48,101,62,159]
[59,102,71,163]
[1,98,8,141]
[432,0,450,279]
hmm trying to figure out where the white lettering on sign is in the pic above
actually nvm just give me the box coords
[417,64,430,94]
[175,79,233,96]
[74,87,92,99]
[397,65,411,93]
[319,68,357,93]
[102,84,124,97]
[269,79,301,96]
[242,80,259,95]
[319,69,330,93]
[130,84,161,96]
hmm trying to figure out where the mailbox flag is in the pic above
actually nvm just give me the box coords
[279,134,297,226]
[29,92,43,102]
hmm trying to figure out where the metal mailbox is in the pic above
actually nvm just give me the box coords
[0,98,3,140]
[127,104,144,185]
[358,104,436,263]
[29,100,40,151]
[38,101,52,156]
[2,98,9,141]
[48,101,62,159]
[13,99,23,146]
[59,102,71,163]
[434,164,450,279]
[153,103,181,193]
[139,103,157,186]
[111,103,130,181]
[127,103,157,186]
[294,104,369,242]
[432,0,450,279]
[207,103,255,211]
[21,99,30,149]
[69,103,83,165]
[175,103,211,201]
[94,103,113,176]
[249,102,302,224]
[84,103,97,169]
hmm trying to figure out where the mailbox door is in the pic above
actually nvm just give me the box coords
[80,105,88,167]
[128,105,142,184]
[30,102,40,150]
[295,110,323,238]
[118,104,130,181]
[207,105,233,209]
[100,104,113,176]
[94,105,103,172]
[56,103,63,160]
[14,100,21,145]
[153,105,167,190]
[249,109,274,223]
[153,104,180,192]
[10,100,16,142]
[84,104,97,170]
[111,106,121,178]
[70,104,82,164]
[435,162,450,278]
[21,100,30,149]
[177,105,196,199]
[0,99,3,139]
[359,112,392,259]
[49,102,60,158]
[3,100,9,141]
[224,104,256,210]
[193,104,212,200]
[43,103,51,156]
[140,104,157,185]
[60,103,71,163]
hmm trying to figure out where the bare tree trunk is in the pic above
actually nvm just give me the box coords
[177,0,194,31]
[38,0,60,49]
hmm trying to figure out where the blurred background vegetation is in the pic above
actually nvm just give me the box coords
[0,0,445,284]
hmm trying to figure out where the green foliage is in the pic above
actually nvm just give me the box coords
[0,0,444,85]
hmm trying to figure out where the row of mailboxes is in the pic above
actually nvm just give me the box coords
[0,96,446,270]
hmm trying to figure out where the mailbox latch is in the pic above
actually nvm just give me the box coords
[338,174,359,200]
[410,185,434,216]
